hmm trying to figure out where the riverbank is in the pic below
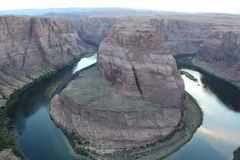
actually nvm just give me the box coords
[175,54,240,90]
[92,92,202,160]
[45,48,97,99]
[55,80,202,160]
[180,71,198,82]
[0,45,97,160]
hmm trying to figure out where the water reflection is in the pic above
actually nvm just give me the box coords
[72,54,97,73]
[7,56,240,160]
[8,53,97,160]
[166,69,240,160]
[201,75,240,112]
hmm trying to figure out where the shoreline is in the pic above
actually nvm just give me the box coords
[99,92,203,160]
[0,45,97,160]
[61,90,202,160]
[0,57,83,159]
[3,51,238,160]
[175,54,240,90]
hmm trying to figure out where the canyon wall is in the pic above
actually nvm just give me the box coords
[70,16,215,55]
[0,16,87,107]
[197,26,240,81]
[150,19,214,55]
[72,17,116,45]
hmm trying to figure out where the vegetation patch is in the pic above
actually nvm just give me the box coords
[0,44,97,159]
[180,70,198,82]
[233,147,240,160]
[175,54,240,90]
[0,109,24,158]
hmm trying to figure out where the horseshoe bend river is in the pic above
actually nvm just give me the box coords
[8,54,240,160]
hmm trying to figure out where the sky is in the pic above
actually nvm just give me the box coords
[0,0,239,13]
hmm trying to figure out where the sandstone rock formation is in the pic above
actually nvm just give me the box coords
[50,68,183,149]
[69,16,214,55]
[97,19,185,106]
[197,26,240,81]
[72,17,116,45]
[0,16,87,107]
[50,19,184,152]
[150,19,214,55]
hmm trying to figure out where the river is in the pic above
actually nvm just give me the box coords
[8,55,240,160]
[166,69,240,160]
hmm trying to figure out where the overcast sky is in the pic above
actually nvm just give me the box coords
[0,0,239,13]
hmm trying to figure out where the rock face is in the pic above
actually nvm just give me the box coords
[50,68,182,149]
[71,16,214,55]
[0,16,87,107]
[98,19,185,106]
[72,17,116,45]
[50,19,184,151]
[197,26,240,81]
[150,19,214,55]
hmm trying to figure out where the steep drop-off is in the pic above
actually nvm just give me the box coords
[50,20,185,157]
[70,16,215,55]
[72,17,116,45]
[0,16,87,107]
[150,19,214,55]
[97,19,184,106]
[197,26,240,82]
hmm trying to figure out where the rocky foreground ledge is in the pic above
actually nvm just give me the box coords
[49,19,202,159]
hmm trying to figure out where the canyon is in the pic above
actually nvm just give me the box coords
[49,14,240,159]
[50,21,184,149]
[50,19,195,159]
[0,10,239,160]
[63,14,240,89]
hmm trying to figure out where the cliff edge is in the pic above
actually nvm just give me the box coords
[0,16,87,107]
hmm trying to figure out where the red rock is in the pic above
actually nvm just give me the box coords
[149,19,214,55]
[72,17,116,45]
[97,19,184,107]
[0,16,87,107]
[198,26,240,81]
[50,19,184,151]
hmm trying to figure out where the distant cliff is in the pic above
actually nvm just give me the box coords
[72,17,116,45]
[71,17,215,55]
[150,19,214,55]
[197,26,240,81]
[0,16,87,107]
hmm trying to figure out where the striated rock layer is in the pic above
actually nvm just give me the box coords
[50,19,184,151]
[150,19,214,55]
[97,19,185,106]
[197,26,240,83]
[72,17,116,45]
[70,16,215,55]
[0,16,87,107]
[50,68,182,149]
